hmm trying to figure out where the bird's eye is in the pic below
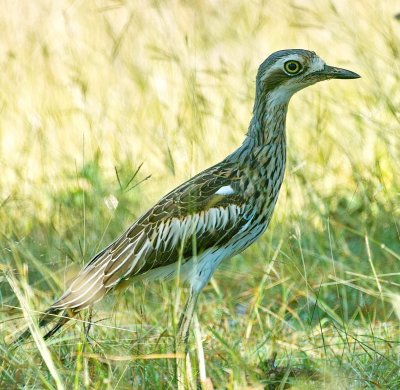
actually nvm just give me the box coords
[284,60,302,75]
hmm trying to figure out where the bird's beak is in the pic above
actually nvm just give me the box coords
[317,64,361,80]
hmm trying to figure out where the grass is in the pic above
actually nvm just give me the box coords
[0,0,399,388]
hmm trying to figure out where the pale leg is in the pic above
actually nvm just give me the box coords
[176,288,200,390]
[177,288,199,346]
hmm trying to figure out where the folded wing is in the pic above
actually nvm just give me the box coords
[51,162,248,312]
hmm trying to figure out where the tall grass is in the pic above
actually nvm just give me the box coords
[0,0,399,388]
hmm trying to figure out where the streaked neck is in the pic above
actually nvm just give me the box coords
[248,91,289,144]
[226,91,289,162]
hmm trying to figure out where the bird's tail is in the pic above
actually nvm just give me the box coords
[12,306,76,346]
[12,271,108,346]
[12,248,110,346]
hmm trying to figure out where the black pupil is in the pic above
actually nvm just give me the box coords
[288,62,298,71]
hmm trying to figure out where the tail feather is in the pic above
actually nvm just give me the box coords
[13,251,110,346]
[12,307,76,346]
[42,312,73,340]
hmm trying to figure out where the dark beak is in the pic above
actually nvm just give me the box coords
[318,64,361,80]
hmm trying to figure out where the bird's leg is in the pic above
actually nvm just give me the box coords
[176,288,200,390]
[83,307,94,347]
[177,288,199,348]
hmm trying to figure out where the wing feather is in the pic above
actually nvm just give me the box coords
[51,162,249,309]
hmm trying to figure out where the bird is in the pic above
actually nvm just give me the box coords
[14,49,360,346]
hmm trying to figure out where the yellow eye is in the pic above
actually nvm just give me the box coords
[284,60,302,75]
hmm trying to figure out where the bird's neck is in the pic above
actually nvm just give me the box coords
[248,93,289,145]
[226,92,289,162]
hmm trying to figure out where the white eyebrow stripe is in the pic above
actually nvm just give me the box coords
[261,54,326,82]
[266,54,304,74]
[215,185,235,195]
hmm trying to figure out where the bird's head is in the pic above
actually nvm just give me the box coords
[255,49,360,105]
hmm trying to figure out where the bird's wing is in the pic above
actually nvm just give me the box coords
[52,162,249,310]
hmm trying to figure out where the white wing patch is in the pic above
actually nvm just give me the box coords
[215,185,235,196]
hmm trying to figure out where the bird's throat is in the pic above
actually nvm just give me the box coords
[248,94,289,146]
[225,92,289,164]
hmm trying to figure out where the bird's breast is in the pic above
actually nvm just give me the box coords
[241,141,286,201]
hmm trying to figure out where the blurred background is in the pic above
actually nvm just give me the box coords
[0,1,399,388]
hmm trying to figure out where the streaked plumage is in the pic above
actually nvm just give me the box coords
[14,49,359,344]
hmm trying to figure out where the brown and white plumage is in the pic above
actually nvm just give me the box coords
[14,49,359,344]
[54,163,248,307]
